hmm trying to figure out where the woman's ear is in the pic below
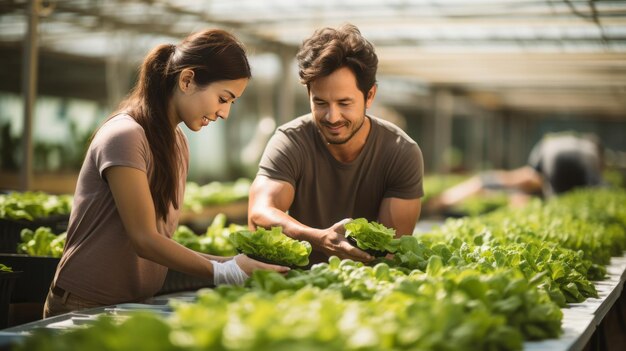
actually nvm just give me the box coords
[178,68,195,93]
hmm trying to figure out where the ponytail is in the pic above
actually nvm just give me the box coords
[105,30,251,222]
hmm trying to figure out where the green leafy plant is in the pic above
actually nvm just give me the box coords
[344,218,396,255]
[172,214,241,256]
[17,227,66,258]
[13,188,626,351]
[0,263,12,272]
[0,191,72,221]
[230,226,312,267]
[183,178,251,212]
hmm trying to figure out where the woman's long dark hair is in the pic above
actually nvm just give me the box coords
[107,29,251,221]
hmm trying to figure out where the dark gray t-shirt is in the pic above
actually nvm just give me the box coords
[258,113,424,230]
[528,134,602,196]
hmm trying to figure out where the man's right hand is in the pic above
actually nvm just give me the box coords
[319,219,374,262]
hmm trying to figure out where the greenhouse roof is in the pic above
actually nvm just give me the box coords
[1,0,625,115]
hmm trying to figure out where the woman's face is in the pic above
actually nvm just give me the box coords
[171,73,248,131]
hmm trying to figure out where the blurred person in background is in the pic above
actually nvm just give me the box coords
[428,132,605,211]
[248,24,424,266]
[44,29,288,318]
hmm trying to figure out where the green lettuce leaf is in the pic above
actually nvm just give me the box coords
[230,227,312,267]
[344,218,396,253]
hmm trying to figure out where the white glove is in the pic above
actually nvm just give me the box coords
[211,256,249,286]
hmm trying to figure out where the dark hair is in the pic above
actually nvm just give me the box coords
[296,24,378,99]
[109,29,251,221]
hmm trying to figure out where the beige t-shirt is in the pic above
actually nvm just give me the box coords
[54,114,189,305]
[257,114,424,263]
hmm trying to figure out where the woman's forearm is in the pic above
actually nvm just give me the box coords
[132,232,214,278]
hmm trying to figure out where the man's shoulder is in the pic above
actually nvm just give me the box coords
[276,113,314,133]
[370,116,417,146]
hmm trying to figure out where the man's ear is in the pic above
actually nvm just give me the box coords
[365,84,377,109]
[178,69,195,93]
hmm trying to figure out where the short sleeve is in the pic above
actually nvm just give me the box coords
[256,130,303,188]
[90,117,149,179]
[384,142,424,199]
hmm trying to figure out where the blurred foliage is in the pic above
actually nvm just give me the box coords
[0,120,91,172]
[172,213,241,256]
[449,192,510,217]
[603,168,624,188]
[422,174,469,204]
[18,227,66,258]
[0,191,72,221]
[183,178,251,212]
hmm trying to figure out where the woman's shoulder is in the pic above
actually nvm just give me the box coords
[103,114,142,131]
[98,114,144,137]
[92,114,147,148]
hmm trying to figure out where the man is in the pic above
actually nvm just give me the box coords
[429,132,604,211]
[527,132,603,197]
[248,24,424,265]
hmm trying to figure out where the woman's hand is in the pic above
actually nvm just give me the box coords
[233,254,290,276]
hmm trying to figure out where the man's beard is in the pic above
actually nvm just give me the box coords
[322,114,366,145]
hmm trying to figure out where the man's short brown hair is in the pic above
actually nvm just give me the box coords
[296,24,378,99]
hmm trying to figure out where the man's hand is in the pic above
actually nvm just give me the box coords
[318,219,374,262]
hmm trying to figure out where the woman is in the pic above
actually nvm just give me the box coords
[43,29,288,318]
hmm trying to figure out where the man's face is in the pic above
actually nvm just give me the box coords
[309,66,375,145]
